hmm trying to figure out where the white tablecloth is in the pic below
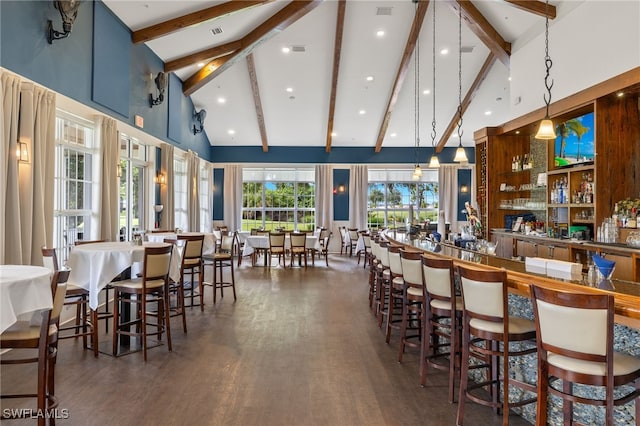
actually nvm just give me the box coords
[67,242,181,310]
[242,236,320,257]
[0,265,53,334]
[146,232,216,255]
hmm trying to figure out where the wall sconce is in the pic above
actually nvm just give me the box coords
[149,71,167,107]
[460,184,469,193]
[154,204,164,229]
[16,141,29,163]
[193,109,207,134]
[47,0,82,44]
[155,172,166,185]
[333,184,346,194]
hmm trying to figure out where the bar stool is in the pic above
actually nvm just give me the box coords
[177,234,205,311]
[397,249,424,362]
[375,241,391,328]
[531,285,640,425]
[203,233,237,304]
[421,256,462,402]
[368,236,381,310]
[456,266,537,426]
[384,245,405,343]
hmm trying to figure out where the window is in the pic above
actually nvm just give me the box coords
[199,162,211,232]
[173,156,188,231]
[367,169,439,229]
[54,114,97,260]
[242,168,315,231]
[118,135,147,241]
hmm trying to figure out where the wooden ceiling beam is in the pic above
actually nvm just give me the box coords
[447,0,511,67]
[183,0,324,97]
[246,54,269,153]
[504,0,556,19]
[132,0,271,44]
[164,40,242,73]
[325,0,346,153]
[374,0,430,153]
[436,53,497,152]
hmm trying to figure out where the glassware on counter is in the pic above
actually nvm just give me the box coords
[626,231,640,248]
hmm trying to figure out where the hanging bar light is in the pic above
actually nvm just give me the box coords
[453,2,468,163]
[535,0,557,140]
[412,0,422,180]
[428,2,440,168]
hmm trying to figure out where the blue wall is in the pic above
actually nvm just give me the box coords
[0,1,212,160]
[333,169,350,221]
[457,168,472,221]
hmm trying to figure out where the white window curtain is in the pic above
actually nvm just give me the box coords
[314,164,333,230]
[186,150,199,232]
[223,164,242,232]
[1,71,56,265]
[160,143,175,230]
[97,115,118,242]
[199,159,213,233]
[349,164,368,230]
[438,164,459,236]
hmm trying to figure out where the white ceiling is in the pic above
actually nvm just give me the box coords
[103,0,555,149]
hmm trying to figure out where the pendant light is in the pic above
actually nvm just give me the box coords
[412,1,423,180]
[428,2,440,169]
[453,2,468,163]
[535,0,556,140]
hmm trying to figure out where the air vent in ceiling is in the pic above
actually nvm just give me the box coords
[376,7,392,16]
[210,27,223,36]
[461,45,475,53]
[291,45,306,53]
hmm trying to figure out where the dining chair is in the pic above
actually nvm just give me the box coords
[348,228,359,256]
[289,232,307,268]
[338,226,348,255]
[268,232,286,267]
[1,269,70,425]
[531,285,640,425]
[112,244,174,361]
[177,234,205,311]
[456,266,537,426]
[41,247,98,357]
[319,231,332,267]
[253,230,270,265]
[358,234,372,268]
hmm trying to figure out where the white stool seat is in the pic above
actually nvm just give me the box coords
[548,351,640,377]
[469,316,535,335]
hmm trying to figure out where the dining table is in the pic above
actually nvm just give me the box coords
[0,265,53,334]
[66,241,181,311]
[146,231,217,255]
[241,235,320,266]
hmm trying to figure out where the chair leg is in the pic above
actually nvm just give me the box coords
[112,292,120,356]
[456,319,470,426]
[91,309,99,357]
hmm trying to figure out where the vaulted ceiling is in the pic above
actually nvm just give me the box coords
[103,0,557,152]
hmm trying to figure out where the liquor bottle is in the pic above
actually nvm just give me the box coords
[512,156,516,172]
[627,207,637,228]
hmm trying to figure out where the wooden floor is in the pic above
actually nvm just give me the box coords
[1,254,531,426]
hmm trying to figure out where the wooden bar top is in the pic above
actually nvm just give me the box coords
[384,232,640,329]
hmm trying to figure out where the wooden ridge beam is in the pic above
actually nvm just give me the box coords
[447,0,511,67]
[374,0,430,153]
[183,0,324,97]
[132,1,271,44]
[436,53,497,152]
[504,0,556,19]
[165,40,242,73]
[246,54,269,153]
[325,0,346,153]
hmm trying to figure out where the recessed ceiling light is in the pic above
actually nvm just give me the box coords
[484,110,492,115]
[423,89,430,95]
[366,76,374,82]
[440,48,449,55]
[282,47,290,53]
[617,91,625,97]
[390,133,397,138]
[508,76,512,81]
[359,110,366,115]
[217,97,226,104]
[286,87,293,93]
[228,129,235,135]
[197,62,204,68]
[376,30,385,37]
[515,130,520,134]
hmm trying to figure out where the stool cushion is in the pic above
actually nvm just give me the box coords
[184,258,201,267]
[547,351,640,377]
[115,278,165,290]
[431,296,463,311]
[470,316,535,335]
[214,253,232,260]
[1,322,58,340]
[392,276,404,286]
[407,287,423,298]
[383,270,391,279]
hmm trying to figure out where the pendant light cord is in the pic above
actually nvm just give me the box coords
[456,3,463,142]
[414,1,420,166]
[542,0,554,118]
[430,2,437,146]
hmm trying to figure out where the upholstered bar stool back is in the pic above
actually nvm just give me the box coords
[375,241,391,327]
[397,249,424,363]
[384,245,405,343]
[531,285,640,426]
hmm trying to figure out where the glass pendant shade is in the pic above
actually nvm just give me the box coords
[454,145,468,163]
[535,118,556,140]
[428,155,440,168]
[414,164,422,177]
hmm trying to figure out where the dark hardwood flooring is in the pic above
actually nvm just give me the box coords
[1,254,531,425]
